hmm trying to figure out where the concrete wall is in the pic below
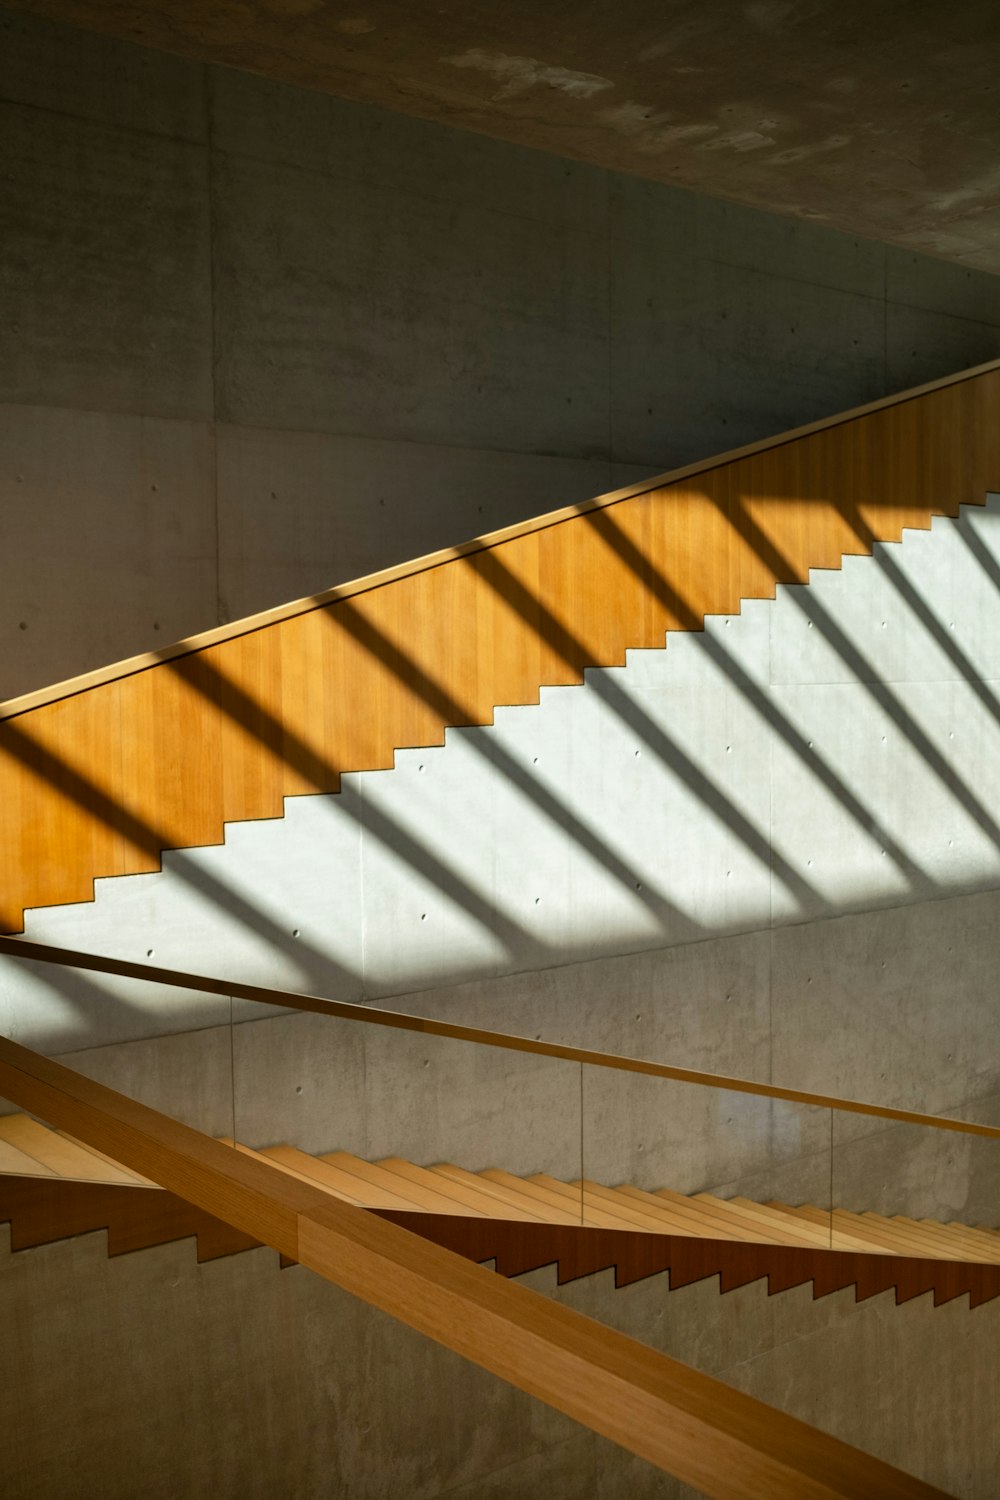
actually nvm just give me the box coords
[5,5,1000,696]
[5,11,1000,1492]
[3,1222,997,1499]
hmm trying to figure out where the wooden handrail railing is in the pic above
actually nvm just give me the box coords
[0,1033,951,1498]
[3,356,1000,932]
[4,355,1000,723]
[3,933,997,1140]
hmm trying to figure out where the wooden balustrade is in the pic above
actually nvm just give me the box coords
[3,360,999,932]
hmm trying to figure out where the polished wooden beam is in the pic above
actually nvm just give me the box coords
[0,1035,949,1499]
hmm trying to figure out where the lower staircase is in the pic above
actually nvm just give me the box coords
[3,1112,999,1308]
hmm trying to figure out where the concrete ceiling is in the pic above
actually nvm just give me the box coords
[10,0,1000,270]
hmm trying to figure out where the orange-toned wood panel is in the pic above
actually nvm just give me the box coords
[2,367,1000,931]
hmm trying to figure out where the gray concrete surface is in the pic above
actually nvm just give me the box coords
[4,7,1000,694]
[10,1,1000,275]
[2,1220,997,1499]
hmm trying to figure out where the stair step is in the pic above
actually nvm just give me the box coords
[624,1184,795,1244]
[0,1115,140,1184]
[716,1194,869,1254]
[429,1164,556,1223]
[56,1130,157,1187]
[1,1109,994,1269]
[263,1146,411,1210]
[376,1158,531,1220]
[577,1179,703,1236]
[321,1152,482,1216]
[613,1184,746,1240]
[895,1216,1000,1264]
[527,1174,653,1232]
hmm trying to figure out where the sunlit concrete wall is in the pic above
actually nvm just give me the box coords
[4,5,1000,696]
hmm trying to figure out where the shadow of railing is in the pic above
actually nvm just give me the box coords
[582,503,936,894]
[470,544,821,909]
[320,600,706,942]
[5,433,1000,1033]
[0,717,363,995]
[721,492,1000,853]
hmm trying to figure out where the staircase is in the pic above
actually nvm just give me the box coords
[4,1113,998,1317]
[4,365,1000,1496]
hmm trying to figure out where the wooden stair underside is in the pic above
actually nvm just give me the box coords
[1,1116,997,1307]
[2,1175,997,1310]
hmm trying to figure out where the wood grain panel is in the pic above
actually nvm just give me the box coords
[0,1038,952,1499]
[3,363,1000,931]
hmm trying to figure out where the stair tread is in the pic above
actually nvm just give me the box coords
[895,1215,1000,1258]
[839,1207,991,1262]
[321,1152,482,1216]
[376,1158,537,1221]
[686,1194,823,1247]
[720,1196,875,1253]
[679,1190,835,1249]
[430,1163,557,1222]
[57,1130,157,1187]
[0,1133,57,1178]
[262,1146,413,1210]
[4,1112,992,1269]
[0,1114,140,1184]
[577,1179,705,1237]
[613,1184,750,1241]
[475,1168,586,1225]
[518,1171,642,1230]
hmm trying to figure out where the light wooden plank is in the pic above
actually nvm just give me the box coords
[577,1179,700,1236]
[321,1152,482,1217]
[0,1113,138,1184]
[265,1146,414,1210]
[765,1203,899,1258]
[891,1216,1000,1265]
[699,1194,840,1249]
[377,1157,531,1220]
[613,1184,747,1241]
[633,1185,808,1246]
[0,1133,56,1177]
[432,1163,573,1223]
[524,1172,652,1231]
[57,1130,156,1186]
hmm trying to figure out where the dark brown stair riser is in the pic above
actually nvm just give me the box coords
[2,1178,997,1309]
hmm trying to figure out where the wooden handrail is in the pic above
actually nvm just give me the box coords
[4,356,1000,723]
[4,356,1000,932]
[3,933,997,1141]
[0,1034,950,1499]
